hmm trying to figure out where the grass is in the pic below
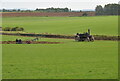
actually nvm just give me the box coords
[0,35,1,80]
[2,16,118,79]
[1,35,34,41]
[2,35,118,79]
[2,16,118,35]
[2,35,72,43]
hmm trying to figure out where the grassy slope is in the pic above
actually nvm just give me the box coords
[2,35,118,79]
[2,16,118,35]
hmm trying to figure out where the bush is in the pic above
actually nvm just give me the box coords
[2,27,11,31]
[2,27,24,31]
[82,13,88,16]
[11,27,18,31]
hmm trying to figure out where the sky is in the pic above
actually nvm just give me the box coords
[1,0,119,10]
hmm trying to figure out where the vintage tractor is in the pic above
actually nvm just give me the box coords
[75,29,94,42]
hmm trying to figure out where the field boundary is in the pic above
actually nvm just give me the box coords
[1,41,62,44]
[1,32,119,41]
[2,12,95,17]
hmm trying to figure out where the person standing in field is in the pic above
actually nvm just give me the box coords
[18,39,22,44]
[20,39,22,44]
[16,39,18,44]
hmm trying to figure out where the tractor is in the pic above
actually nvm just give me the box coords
[75,29,94,42]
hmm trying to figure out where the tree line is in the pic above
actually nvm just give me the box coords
[35,7,71,12]
[95,3,120,15]
[1,3,120,15]
[0,7,71,12]
[0,9,33,12]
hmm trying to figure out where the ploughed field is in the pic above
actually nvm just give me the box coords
[2,16,118,79]
[2,12,95,17]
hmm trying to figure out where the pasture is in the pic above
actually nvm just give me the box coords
[2,35,118,79]
[2,16,118,79]
[2,16,118,35]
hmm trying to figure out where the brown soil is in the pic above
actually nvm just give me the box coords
[1,41,63,44]
[2,33,120,41]
[2,12,95,17]
[2,32,119,41]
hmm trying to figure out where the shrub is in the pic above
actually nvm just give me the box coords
[2,27,11,31]
[3,27,24,31]
[11,27,18,31]
[82,13,88,16]
[16,27,24,31]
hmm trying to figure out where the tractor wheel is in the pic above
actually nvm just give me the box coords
[90,36,94,42]
[75,36,80,41]
[86,37,90,42]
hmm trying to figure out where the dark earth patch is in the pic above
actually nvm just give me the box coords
[1,41,63,44]
[2,32,119,41]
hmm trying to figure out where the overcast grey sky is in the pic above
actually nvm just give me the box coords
[1,0,119,10]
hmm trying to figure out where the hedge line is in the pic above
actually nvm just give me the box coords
[2,32,120,41]
[2,27,24,31]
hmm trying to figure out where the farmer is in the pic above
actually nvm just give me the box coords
[76,33,79,37]
[16,39,19,44]
[76,33,79,36]
[18,39,22,44]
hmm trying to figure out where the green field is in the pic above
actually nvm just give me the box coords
[2,40,118,79]
[2,35,72,43]
[2,16,118,79]
[3,16,118,35]
[2,35,118,79]
[2,35,34,41]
